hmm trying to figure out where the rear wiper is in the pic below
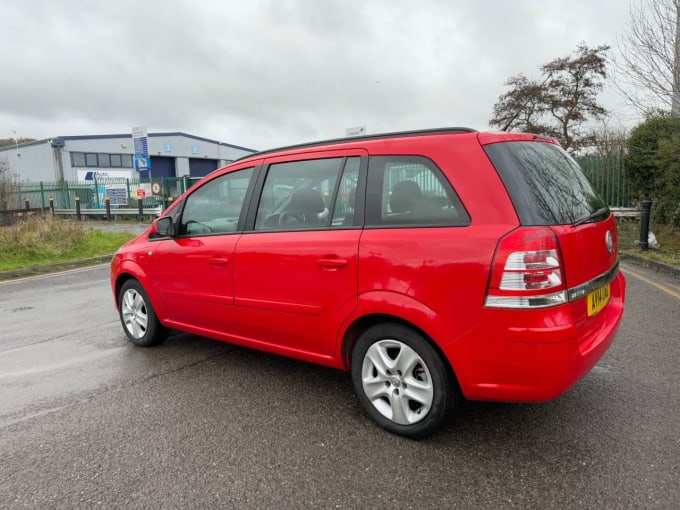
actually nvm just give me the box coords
[573,207,610,226]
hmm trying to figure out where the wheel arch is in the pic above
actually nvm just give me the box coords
[114,272,137,308]
[113,260,151,309]
[340,313,461,392]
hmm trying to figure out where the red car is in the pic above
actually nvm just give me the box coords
[111,128,626,438]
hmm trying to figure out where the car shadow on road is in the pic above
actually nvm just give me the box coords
[161,331,624,452]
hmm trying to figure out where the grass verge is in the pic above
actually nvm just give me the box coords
[2,215,677,274]
[616,218,680,267]
[0,217,136,272]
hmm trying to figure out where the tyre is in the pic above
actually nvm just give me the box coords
[118,279,169,347]
[351,323,455,438]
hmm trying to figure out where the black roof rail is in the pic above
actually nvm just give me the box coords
[234,126,476,162]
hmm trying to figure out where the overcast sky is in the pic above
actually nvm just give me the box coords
[1,0,638,151]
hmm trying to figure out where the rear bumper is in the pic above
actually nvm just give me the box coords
[449,271,626,402]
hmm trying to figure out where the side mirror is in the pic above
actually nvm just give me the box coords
[154,217,175,237]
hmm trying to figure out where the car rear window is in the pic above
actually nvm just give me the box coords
[484,141,607,226]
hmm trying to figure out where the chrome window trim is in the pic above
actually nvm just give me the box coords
[484,290,567,309]
[567,261,619,302]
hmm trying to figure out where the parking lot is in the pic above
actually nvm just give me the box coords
[0,262,678,509]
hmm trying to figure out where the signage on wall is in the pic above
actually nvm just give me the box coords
[132,125,152,172]
[106,186,128,206]
[191,145,199,154]
[78,170,133,181]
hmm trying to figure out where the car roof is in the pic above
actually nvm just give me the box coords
[477,131,559,146]
[233,127,477,164]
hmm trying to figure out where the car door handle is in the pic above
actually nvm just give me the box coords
[317,258,348,269]
[209,256,229,267]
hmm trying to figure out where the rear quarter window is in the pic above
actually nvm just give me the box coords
[365,155,470,227]
[484,141,607,226]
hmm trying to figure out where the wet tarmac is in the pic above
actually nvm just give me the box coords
[0,263,678,509]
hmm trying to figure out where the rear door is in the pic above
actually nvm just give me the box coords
[483,138,619,317]
[233,150,366,357]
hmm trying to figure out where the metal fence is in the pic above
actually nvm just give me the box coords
[3,157,630,212]
[3,175,203,211]
[577,155,632,208]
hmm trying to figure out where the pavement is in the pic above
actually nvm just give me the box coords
[619,252,680,279]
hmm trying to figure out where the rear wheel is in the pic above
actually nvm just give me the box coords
[118,280,169,347]
[351,323,455,438]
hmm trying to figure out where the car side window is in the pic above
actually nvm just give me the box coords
[178,167,254,236]
[255,158,344,230]
[330,157,361,227]
[365,156,470,227]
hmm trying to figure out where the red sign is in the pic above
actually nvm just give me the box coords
[136,189,147,199]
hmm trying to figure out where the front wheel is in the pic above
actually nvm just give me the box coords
[118,279,169,347]
[351,324,456,438]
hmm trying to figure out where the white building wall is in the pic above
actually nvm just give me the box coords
[0,141,57,182]
[148,134,254,162]
[62,136,135,181]
[1,133,256,183]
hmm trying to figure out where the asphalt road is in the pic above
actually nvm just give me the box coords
[0,262,678,509]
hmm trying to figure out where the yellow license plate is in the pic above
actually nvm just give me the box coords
[587,283,611,316]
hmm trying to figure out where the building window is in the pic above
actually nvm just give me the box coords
[85,153,98,166]
[70,151,134,168]
[71,152,86,167]
[98,154,111,167]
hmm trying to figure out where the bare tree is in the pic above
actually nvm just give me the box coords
[489,74,555,135]
[0,159,20,211]
[584,118,630,157]
[490,44,609,152]
[615,0,680,115]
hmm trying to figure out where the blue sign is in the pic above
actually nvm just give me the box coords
[164,143,173,152]
[135,156,149,171]
[191,145,199,154]
[132,126,151,172]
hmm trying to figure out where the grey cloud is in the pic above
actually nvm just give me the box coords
[1,0,636,149]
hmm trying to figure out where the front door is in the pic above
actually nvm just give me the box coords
[149,166,256,336]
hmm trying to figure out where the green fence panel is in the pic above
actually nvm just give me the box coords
[577,156,631,208]
[4,159,633,214]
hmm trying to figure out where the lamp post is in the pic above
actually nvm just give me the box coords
[12,130,19,156]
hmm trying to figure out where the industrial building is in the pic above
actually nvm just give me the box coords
[0,132,257,183]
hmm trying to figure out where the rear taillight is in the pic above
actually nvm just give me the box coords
[485,227,567,309]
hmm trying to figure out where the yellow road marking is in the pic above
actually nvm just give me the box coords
[0,264,109,286]
[621,267,680,301]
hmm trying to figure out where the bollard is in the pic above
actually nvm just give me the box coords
[24,197,30,210]
[49,196,55,216]
[75,196,82,222]
[105,196,112,221]
[639,199,652,251]
[138,198,144,221]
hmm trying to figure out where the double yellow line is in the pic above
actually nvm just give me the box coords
[0,264,109,286]
[621,266,680,301]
